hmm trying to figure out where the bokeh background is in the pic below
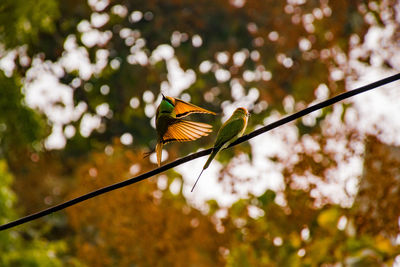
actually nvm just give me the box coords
[1,0,400,266]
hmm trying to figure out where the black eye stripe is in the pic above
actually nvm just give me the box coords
[166,98,174,106]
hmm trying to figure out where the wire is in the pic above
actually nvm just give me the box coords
[1,73,399,231]
[229,73,400,148]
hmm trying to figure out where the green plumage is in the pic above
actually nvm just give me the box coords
[191,107,249,192]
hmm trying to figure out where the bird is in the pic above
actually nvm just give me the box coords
[191,107,249,192]
[154,94,216,166]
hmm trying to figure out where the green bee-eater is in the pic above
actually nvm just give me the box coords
[191,107,249,192]
[155,94,216,166]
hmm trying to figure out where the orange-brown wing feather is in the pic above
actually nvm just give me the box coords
[162,120,212,144]
[174,99,216,118]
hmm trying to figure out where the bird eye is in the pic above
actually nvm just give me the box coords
[166,99,174,106]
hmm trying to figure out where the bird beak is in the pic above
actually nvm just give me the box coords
[161,93,166,99]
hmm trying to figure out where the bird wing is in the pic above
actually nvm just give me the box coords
[174,99,216,118]
[214,118,245,148]
[162,119,212,144]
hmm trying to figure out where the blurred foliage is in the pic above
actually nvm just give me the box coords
[353,135,400,237]
[0,0,399,266]
[66,145,400,266]
[0,71,47,158]
[0,0,373,157]
[223,189,400,266]
[0,160,80,266]
[67,142,227,266]
[0,0,59,49]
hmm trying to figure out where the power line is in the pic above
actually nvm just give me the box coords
[1,73,400,231]
[229,73,400,148]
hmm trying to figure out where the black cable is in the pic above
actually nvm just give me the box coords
[229,73,400,147]
[1,73,399,231]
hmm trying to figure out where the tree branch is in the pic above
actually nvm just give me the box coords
[1,73,399,231]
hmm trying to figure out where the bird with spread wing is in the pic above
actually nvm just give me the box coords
[153,94,216,166]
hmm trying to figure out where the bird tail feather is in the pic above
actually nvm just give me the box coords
[156,142,163,167]
[203,147,220,170]
[191,147,221,192]
[191,169,204,192]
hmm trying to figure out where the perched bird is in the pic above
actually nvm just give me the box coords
[154,94,216,166]
[191,107,249,192]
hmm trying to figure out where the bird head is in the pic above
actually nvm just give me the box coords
[159,94,175,113]
[235,107,249,117]
[162,95,175,106]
